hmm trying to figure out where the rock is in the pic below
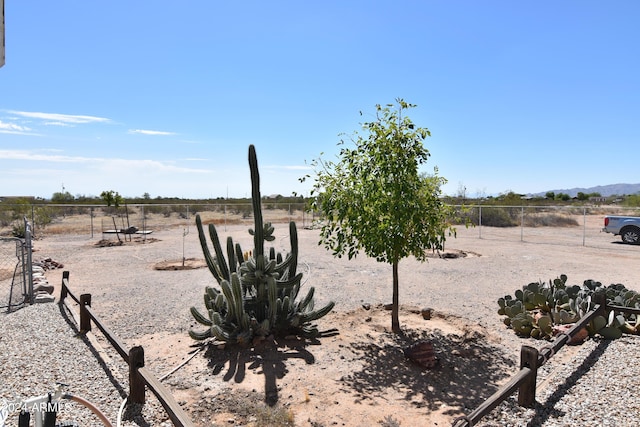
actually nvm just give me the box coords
[421,308,433,320]
[34,284,54,294]
[403,340,438,369]
[34,293,55,303]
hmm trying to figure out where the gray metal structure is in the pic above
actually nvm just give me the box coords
[0,218,33,313]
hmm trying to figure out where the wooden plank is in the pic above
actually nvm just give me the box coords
[61,277,193,426]
[129,346,146,404]
[61,273,80,304]
[103,229,153,235]
[60,271,70,301]
[139,366,195,427]
[607,304,640,315]
[518,346,538,407]
[466,368,532,424]
[85,305,129,363]
[463,302,608,425]
[79,294,92,333]
[538,304,603,367]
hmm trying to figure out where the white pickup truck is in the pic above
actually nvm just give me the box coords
[603,215,640,244]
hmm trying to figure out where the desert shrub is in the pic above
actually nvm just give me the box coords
[34,207,53,230]
[11,222,25,238]
[623,194,640,207]
[524,214,578,227]
[230,204,252,218]
[143,204,165,215]
[379,415,401,427]
[463,206,518,227]
[253,405,295,427]
[0,208,12,227]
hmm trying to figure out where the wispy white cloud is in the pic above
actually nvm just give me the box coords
[8,110,111,125]
[0,120,35,135]
[0,149,92,162]
[128,129,176,136]
[43,121,74,127]
[101,158,209,174]
[0,149,210,174]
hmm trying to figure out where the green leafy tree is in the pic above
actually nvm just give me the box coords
[545,191,555,200]
[100,190,123,207]
[303,99,455,333]
[51,191,75,203]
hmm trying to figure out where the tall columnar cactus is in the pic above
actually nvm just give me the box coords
[190,145,335,345]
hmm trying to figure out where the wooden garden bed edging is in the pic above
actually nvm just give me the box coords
[59,271,195,427]
[452,293,607,427]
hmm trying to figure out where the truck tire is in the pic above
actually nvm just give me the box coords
[620,226,640,244]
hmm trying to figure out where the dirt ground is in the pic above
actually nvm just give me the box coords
[24,213,640,426]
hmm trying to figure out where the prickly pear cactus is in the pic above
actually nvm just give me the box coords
[190,145,335,345]
[498,275,640,341]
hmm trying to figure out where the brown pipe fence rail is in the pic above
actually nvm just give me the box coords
[57,266,639,427]
[450,293,635,426]
[59,271,195,427]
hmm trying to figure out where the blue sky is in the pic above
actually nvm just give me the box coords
[1,1,639,199]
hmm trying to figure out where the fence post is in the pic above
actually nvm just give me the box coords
[24,217,34,304]
[60,271,69,301]
[129,346,146,404]
[594,292,607,316]
[520,206,524,241]
[79,294,92,333]
[582,206,587,246]
[518,345,539,407]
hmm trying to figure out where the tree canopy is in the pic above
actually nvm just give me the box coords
[304,99,455,332]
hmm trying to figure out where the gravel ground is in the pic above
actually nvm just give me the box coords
[0,303,172,427]
[1,218,640,426]
[475,334,640,427]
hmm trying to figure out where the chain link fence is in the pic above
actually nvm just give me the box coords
[1,203,319,239]
[0,218,32,313]
[1,202,639,247]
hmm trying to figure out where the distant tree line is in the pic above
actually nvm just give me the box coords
[47,191,306,206]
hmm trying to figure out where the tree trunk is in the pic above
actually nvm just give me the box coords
[391,261,400,333]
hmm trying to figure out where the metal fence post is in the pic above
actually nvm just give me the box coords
[582,206,587,246]
[24,217,34,304]
[520,206,524,241]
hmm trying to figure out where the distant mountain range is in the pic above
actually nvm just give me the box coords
[531,183,640,198]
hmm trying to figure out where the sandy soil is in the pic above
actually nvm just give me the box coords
[25,214,640,426]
